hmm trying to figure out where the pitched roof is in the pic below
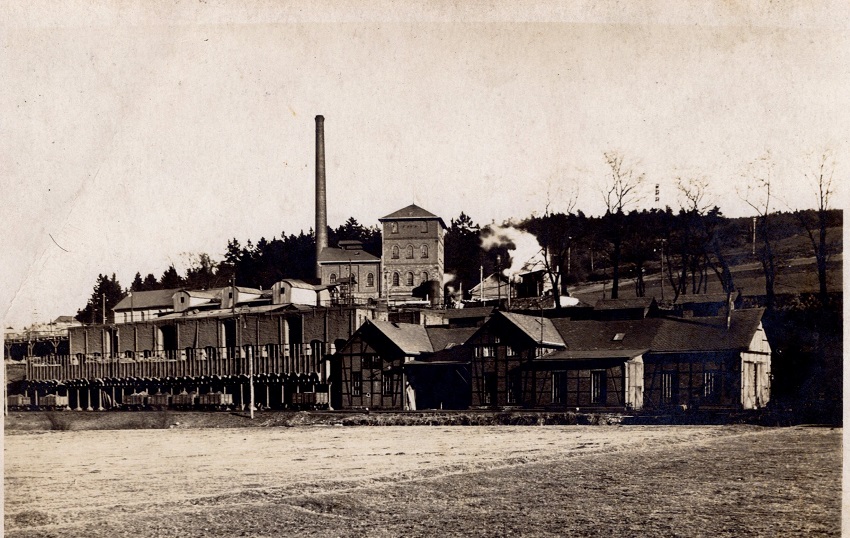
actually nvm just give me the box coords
[550,317,661,351]
[114,289,180,311]
[317,247,380,264]
[499,311,564,347]
[426,327,478,352]
[368,320,434,356]
[432,306,494,319]
[549,309,765,354]
[540,348,650,361]
[379,204,447,228]
[650,309,764,352]
[674,293,734,305]
[594,297,656,310]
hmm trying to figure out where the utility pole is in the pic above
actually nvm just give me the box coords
[496,255,501,307]
[101,293,106,325]
[479,266,484,303]
[659,238,666,301]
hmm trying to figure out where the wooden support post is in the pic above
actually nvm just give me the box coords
[75,388,82,411]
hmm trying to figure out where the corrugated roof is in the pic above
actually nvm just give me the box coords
[185,289,222,299]
[317,247,380,263]
[114,289,179,311]
[499,311,564,346]
[368,320,434,356]
[379,204,447,228]
[280,279,321,290]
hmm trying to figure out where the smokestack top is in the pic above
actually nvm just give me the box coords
[315,115,324,122]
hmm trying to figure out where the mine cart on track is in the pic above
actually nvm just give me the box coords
[123,392,148,411]
[198,392,233,411]
[147,393,170,410]
[39,394,69,410]
[171,391,197,410]
[7,394,31,411]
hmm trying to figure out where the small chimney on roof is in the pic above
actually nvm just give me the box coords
[315,115,328,280]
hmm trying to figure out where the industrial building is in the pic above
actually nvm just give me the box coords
[12,115,772,415]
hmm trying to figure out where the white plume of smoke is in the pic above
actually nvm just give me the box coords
[480,223,545,278]
[442,272,456,286]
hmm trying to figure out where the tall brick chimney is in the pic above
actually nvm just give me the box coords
[315,115,327,280]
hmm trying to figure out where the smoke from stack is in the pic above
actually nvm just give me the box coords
[315,115,327,279]
[480,223,545,279]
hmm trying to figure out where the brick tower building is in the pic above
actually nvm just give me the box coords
[379,204,446,302]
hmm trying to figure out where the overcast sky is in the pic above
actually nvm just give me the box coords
[3,1,848,329]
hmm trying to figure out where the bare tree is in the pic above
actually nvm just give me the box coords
[526,186,579,311]
[673,175,736,297]
[739,151,779,310]
[797,149,836,303]
[600,151,645,299]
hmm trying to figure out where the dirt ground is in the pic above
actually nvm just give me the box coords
[4,425,841,537]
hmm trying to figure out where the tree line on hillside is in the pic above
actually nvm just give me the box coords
[74,206,841,324]
[76,149,841,322]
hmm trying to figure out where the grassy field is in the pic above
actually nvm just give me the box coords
[4,425,840,537]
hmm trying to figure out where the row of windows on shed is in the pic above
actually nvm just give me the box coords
[390,245,429,259]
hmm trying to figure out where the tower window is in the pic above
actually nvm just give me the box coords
[420,245,428,258]
[330,273,337,284]
[406,272,414,286]
[392,245,399,259]
[406,245,414,259]
[392,272,400,286]
[367,273,374,287]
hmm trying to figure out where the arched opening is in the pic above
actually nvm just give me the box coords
[392,245,400,259]
[392,272,400,286]
[420,245,428,258]
[406,272,414,286]
[367,273,374,287]
[405,245,414,259]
